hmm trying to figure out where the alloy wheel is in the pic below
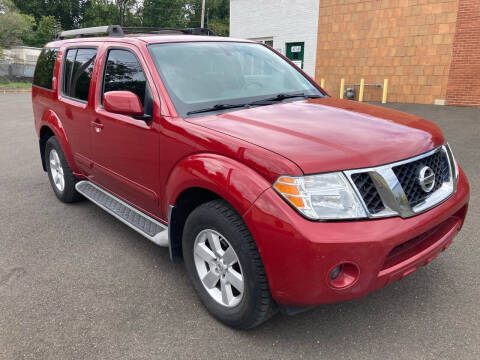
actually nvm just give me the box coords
[193,229,244,308]
[49,149,65,192]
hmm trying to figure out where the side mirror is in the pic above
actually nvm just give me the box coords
[103,91,144,117]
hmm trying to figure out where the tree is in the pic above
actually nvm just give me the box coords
[0,0,35,48]
[142,0,189,28]
[34,15,62,46]
[205,0,229,35]
[83,0,140,27]
[3,0,230,43]
[82,0,120,27]
[115,0,137,26]
[13,0,81,30]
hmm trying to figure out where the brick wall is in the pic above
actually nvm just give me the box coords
[446,0,480,106]
[315,0,459,104]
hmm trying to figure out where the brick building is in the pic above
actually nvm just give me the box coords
[230,0,480,106]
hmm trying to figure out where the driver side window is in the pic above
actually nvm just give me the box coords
[102,49,153,116]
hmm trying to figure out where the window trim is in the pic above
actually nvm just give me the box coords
[32,47,60,92]
[99,46,149,107]
[60,46,98,104]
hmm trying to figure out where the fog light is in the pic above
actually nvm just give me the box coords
[328,263,360,289]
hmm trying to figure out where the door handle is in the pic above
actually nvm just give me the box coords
[91,119,104,133]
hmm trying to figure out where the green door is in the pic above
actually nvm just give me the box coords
[286,42,305,69]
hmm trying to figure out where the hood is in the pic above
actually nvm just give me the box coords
[187,98,444,174]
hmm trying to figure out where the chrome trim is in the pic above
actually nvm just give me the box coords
[344,145,456,219]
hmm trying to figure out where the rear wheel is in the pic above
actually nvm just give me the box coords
[183,199,276,329]
[45,136,82,203]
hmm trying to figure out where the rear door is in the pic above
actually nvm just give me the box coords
[90,43,160,216]
[58,46,99,174]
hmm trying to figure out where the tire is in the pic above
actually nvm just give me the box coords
[45,136,82,203]
[182,199,277,329]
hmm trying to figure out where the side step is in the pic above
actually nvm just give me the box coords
[75,181,168,247]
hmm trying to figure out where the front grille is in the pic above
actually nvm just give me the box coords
[392,151,450,207]
[346,146,455,218]
[351,173,385,214]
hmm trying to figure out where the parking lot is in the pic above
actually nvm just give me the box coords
[0,94,479,359]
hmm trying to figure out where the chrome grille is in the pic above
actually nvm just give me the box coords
[392,151,450,207]
[350,173,385,214]
[345,145,457,219]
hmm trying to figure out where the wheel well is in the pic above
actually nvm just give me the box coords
[169,187,220,262]
[39,126,55,171]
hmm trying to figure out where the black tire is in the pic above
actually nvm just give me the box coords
[45,136,83,203]
[182,199,277,329]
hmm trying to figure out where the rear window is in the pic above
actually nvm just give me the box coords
[62,48,97,102]
[33,48,59,90]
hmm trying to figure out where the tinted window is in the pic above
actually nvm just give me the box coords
[62,48,97,102]
[33,48,58,89]
[62,49,76,96]
[103,49,149,110]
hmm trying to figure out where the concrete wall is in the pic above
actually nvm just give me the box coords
[230,0,320,77]
[1,46,42,80]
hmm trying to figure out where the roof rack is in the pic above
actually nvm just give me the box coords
[56,25,124,40]
[56,25,217,40]
[122,27,217,36]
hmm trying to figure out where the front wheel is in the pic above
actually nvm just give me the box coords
[182,199,277,329]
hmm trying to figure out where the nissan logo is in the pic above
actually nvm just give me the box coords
[418,166,436,193]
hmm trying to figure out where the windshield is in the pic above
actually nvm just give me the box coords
[148,42,324,117]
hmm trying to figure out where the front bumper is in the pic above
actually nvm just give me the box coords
[243,168,470,306]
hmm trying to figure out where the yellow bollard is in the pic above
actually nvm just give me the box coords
[359,78,365,102]
[382,79,389,104]
[320,78,325,88]
[339,78,345,99]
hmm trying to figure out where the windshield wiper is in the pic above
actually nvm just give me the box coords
[248,92,323,106]
[186,103,247,115]
[186,92,324,115]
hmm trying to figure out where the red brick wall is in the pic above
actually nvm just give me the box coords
[315,0,459,104]
[446,0,480,106]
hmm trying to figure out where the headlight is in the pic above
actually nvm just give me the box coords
[273,173,367,220]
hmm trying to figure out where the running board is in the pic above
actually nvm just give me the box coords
[75,181,168,247]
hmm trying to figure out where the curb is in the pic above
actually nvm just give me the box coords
[0,88,32,94]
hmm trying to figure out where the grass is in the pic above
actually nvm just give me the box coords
[0,81,32,89]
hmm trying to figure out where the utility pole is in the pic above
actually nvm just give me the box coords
[201,0,206,28]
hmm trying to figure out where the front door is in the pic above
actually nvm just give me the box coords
[91,44,160,216]
[286,42,305,69]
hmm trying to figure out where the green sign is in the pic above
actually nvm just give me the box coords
[286,42,305,69]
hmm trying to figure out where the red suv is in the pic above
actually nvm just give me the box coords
[32,26,469,329]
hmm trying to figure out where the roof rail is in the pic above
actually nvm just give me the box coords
[121,27,217,36]
[56,25,124,40]
[56,26,217,40]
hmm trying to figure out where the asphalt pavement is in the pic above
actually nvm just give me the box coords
[0,94,479,359]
